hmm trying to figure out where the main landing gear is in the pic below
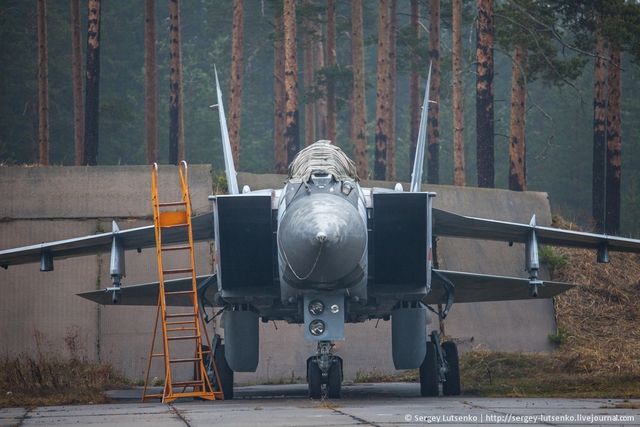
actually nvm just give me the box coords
[420,331,461,397]
[307,341,343,399]
[201,334,235,399]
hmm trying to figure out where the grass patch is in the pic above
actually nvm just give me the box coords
[0,355,132,408]
[0,330,132,408]
[458,350,640,398]
[351,351,640,398]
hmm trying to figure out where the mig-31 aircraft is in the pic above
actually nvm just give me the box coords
[3,67,640,400]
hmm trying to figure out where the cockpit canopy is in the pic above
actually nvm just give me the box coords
[287,140,359,184]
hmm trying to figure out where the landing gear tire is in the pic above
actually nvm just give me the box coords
[420,341,439,397]
[441,341,461,396]
[326,362,342,399]
[307,361,322,399]
[214,344,234,400]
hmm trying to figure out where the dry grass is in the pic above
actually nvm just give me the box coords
[459,217,640,397]
[0,329,131,408]
[550,215,640,377]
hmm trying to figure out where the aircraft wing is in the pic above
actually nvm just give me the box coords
[0,212,215,268]
[433,208,640,253]
[425,269,574,304]
[77,274,218,307]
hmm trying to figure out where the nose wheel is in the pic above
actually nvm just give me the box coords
[307,341,343,399]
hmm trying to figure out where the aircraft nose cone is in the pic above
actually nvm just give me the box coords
[278,193,366,286]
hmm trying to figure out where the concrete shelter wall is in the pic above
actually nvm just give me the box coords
[0,165,214,380]
[0,167,559,384]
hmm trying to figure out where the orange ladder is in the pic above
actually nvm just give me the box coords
[142,161,223,403]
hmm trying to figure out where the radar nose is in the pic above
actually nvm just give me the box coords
[278,193,366,287]
[316,231,327,243]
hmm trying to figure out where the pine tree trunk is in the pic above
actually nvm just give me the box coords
[274,4,287,173]
[145,0,158,165]
[351,0,367,179]
[592,28,606,233]
[314,15,326,140]
[84,0,101,166]
[325,0,337,144]
[229,0,245,170]
[303,1,316,147]
[509,44,527,192]
[37,0,49,166]
[374,0,390,181]
[427,0,440,184]
[169,0,184,165]
[409,0,420,173]
[606,44,621,235]
[387,0,397,182]
[71,0,84,166]
[284,0,300,166]
[476,0,494,188]
[452,0,465,186]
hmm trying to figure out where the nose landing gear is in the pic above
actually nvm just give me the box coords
[307,340,343,399]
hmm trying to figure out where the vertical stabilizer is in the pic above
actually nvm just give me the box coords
[409,62,432,193]
[214,66,239,195]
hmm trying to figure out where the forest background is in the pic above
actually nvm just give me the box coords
[1,0,640,236]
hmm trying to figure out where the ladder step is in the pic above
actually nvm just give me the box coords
[166,320,197,326]
[165,290,196,296]
[170,358,202,364]
[161,245,192,252]
[158,211,189,228]
[167,335,200,341]
[159,201,187,207]
[163,391,217,403]
[160,223,188,229]
[166,313,197,319]
[163,268,193,275]
[167,327,197,332]
[171,380,208,388]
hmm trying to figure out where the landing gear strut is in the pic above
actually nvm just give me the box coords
[420,331,461,396]
[201,334,234,399]
[307,341,343,399]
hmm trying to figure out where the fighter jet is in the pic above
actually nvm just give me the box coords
[2,66,640,400]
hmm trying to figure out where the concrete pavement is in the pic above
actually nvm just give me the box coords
[2,383,639,426]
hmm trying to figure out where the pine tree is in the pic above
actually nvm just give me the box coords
[37,0,49,166]
[284,0,300,165]
[427,0,440,184]
[168,0,184,165]
[71,0,84,166]
[351,0,367,179]
[84,0,101,166]
[145,0,157,165]
[374,0,391,181]
[452,0,465,186]
[476,0,494,188]
[229,0,245,170]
